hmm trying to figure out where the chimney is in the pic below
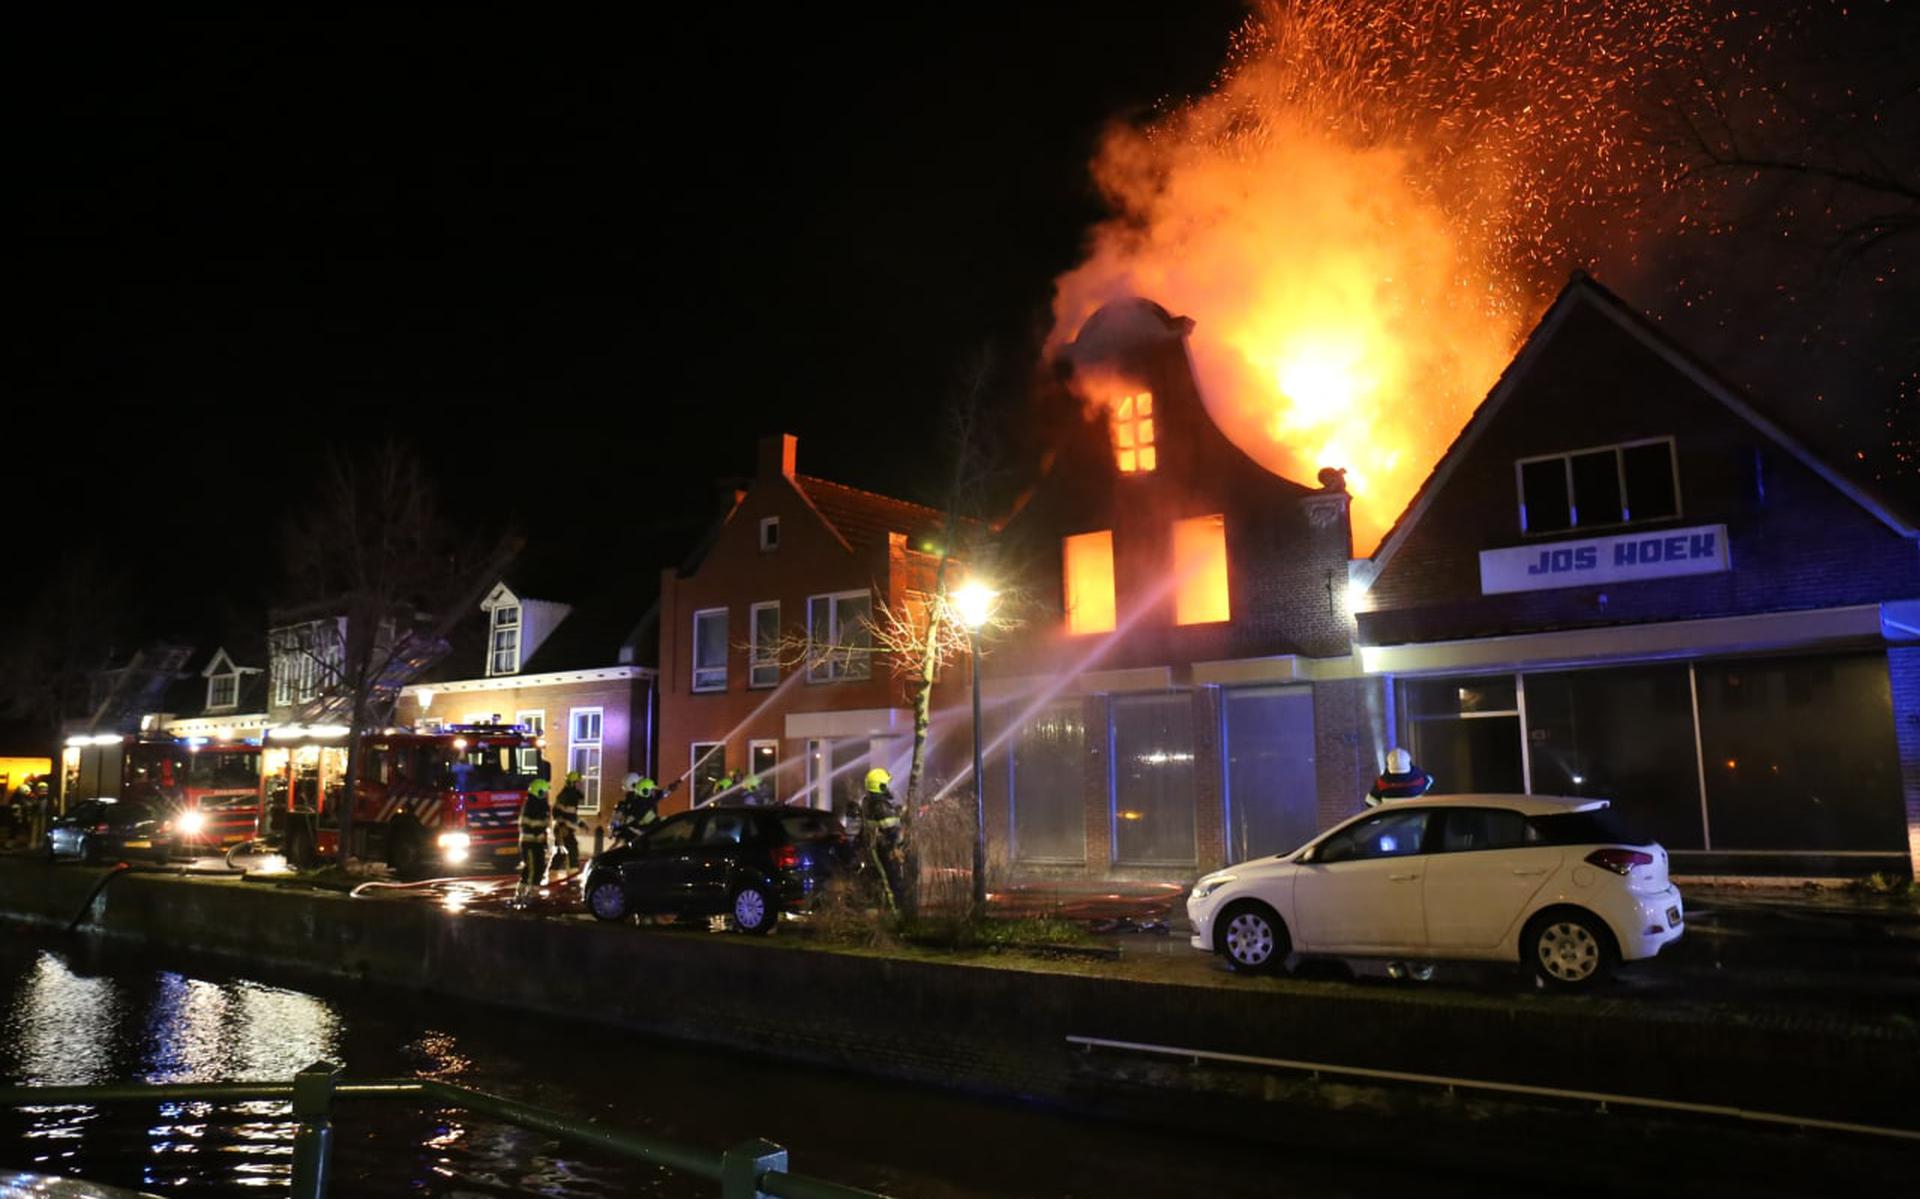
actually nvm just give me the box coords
[757,433,797,481]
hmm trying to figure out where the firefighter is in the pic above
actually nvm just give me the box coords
[515,777,552,901]
[551,770,585,877]
[610,774,664,846]
[1366,748,1434,807]
[861,767,903,903]
[740,773,767,805]
[29,781,51,846]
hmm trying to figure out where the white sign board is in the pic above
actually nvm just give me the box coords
[1479,523,1730,595]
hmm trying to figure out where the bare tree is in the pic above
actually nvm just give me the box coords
[0,549,132,759]
[279,442,519,864]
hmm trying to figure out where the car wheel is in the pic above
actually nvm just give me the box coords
[587,879,630,922]
[731,883,775,935]
[1525,909,1615,991]
[1215,900,1289,974]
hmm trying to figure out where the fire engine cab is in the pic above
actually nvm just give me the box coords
[62,734,265,855]
[268,723,541,876]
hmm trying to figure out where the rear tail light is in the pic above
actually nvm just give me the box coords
[771,845,801,871]
[1586,847,1654,876]
[93,824,111,834]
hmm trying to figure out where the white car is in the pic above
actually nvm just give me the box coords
[1187,794,1684,990]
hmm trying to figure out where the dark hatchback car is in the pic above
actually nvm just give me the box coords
[45,799,173,864]
[582,805,853,933]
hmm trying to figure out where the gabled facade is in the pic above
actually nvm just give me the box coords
[393,560,657,828]
[655,434,962,816]
[1351,274,1920,878]
[981,298,1371,885]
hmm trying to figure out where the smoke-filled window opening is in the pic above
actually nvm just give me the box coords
[1172,514,1230,625]
[1109,691,1198,865]
[1517,437,1680,535]
[1062,530,1116,635]
[1111,392,1156,474]
[1011,700,1088,862]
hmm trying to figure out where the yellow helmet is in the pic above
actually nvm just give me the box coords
[528,778,550,797]
[865,767,891,794]
[634,776,657,792]
[565,770,583,783]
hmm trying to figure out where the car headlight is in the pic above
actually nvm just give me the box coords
[175,810,208,836]
[436,832,471,851]
[1191,872,1236,899]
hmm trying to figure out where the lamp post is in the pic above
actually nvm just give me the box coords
[951,579,998,919]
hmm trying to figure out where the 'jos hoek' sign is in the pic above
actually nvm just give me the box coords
[1479,523,1731,595]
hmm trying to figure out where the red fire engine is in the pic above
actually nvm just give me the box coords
[267,723,541,876]
[63,734,265,855]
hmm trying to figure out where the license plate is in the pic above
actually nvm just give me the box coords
[1667,906,1682,925]
[495,845,518,856]
[122,840,151,849]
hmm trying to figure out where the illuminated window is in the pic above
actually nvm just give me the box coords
[1172,514,1229,625]
[1112,392,1157,474]
[1062,530,1116,635]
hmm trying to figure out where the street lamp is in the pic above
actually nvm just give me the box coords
[952,579,998,918]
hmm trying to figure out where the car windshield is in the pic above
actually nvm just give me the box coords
[427,745,531,791]
[1527,808,1642,846]
[188,751,260,789]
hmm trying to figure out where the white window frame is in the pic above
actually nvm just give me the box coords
[692,607,729,692]
[1111,391,1157,474]
[759,516,780,551]
[691,741,725,801]
[748,738,779,800]
[568,706,603,812]
[1515,436,1681,536]
[515,710,546,775]
[805,589,873,684]
[749,601,781,689]
[487,604,522,676]
[271,620,337,706]
[206,671,239,712]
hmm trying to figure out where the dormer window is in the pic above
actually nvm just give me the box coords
[207,671,237,711]
[489,604,522,675]
[1112,392,1157,474]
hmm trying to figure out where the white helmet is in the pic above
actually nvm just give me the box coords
[1386,747,1414,774]
[624,772,642,789]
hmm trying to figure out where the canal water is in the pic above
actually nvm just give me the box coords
[0,931,1489,1198]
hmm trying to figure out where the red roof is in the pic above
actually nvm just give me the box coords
[794,475,951,551]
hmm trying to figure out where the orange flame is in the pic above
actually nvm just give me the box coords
[1052,0,1711,552]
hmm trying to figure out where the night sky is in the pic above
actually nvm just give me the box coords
[12,4,1917,652]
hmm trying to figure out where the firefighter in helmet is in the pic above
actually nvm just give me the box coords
[611,773,668,846]
[1367,748,1434,807]
[551,770,585,877]
[740,772,768,806]
[515,777,552,901]
[861,767,903,900]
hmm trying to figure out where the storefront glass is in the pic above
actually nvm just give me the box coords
[1697,653,1905,851]
[1222,685,1318,859]
[1404,676,1524,795]
[1010,701,1086,862]
[1110,692,1197,865]
[1525,665,1704,850]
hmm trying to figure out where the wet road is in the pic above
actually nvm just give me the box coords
[1,930,1534,1199]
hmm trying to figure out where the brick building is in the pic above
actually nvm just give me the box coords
[1350,274,1920,878]
[980,297,1376,886]
[655,434,963,817]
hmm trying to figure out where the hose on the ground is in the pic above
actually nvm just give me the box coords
[349,874,516,900]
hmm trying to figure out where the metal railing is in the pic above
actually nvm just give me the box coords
[1,1060,891,1199]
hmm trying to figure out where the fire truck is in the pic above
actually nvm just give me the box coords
[268,723,541,876]
[63,734,265,855]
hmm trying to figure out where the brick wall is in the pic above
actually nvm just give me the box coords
[1891,646,1920,879]
[1312,677,1383,829]
[1362,293,1920,646]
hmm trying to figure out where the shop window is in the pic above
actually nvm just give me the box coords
[1011,701,1086,862]
[1517,438,1679,535]
[1403,675,1524,796]
[1696,653,1905,852]
[1062,530,1116,635]
[1172,514,1230,625]
[749,601,780,688]
[692,608,728,692]
[1111,392,1157,474]
[1223,685,1318,860]
[1524,666,1702,850]
[806,590,872,682]
[1110,692,1197,865]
